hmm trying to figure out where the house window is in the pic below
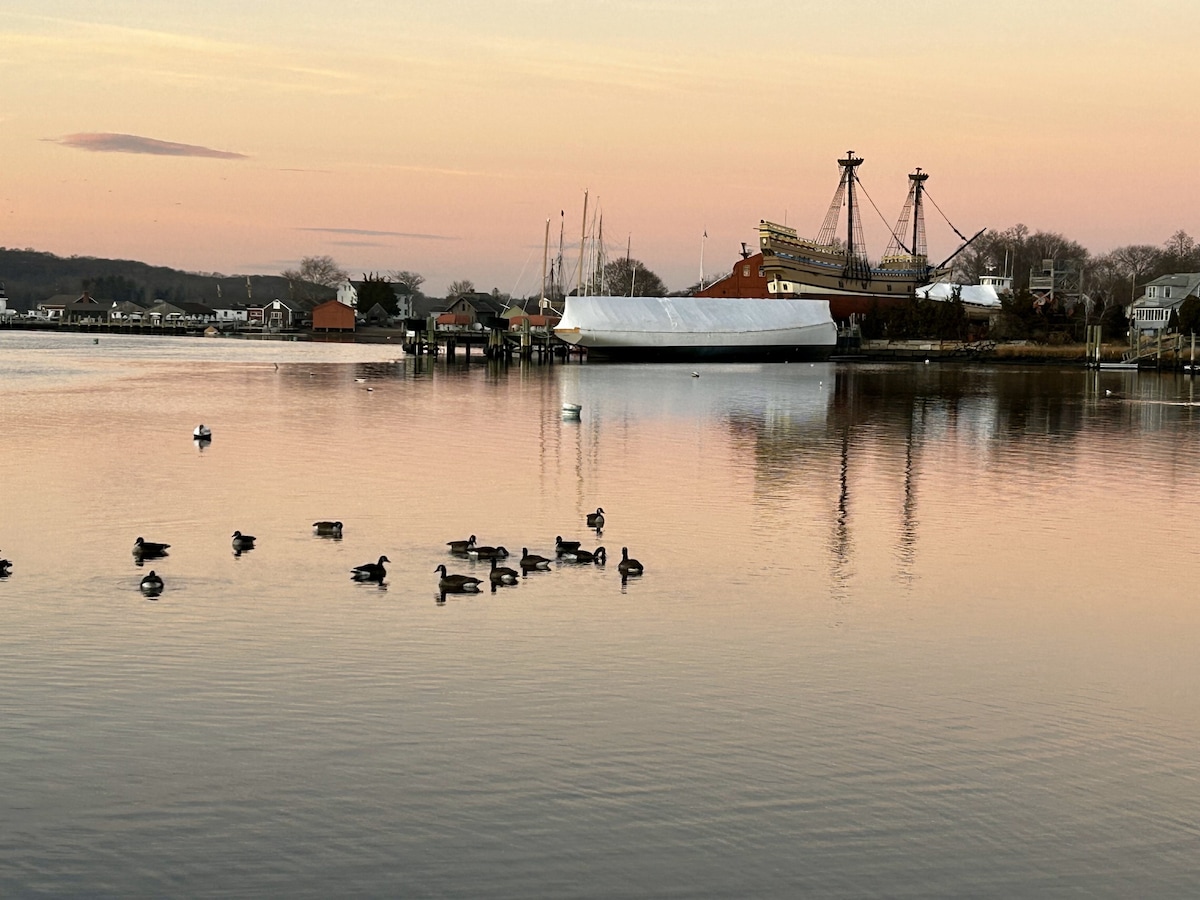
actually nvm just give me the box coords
[1165,287,1172,299]
[742,266,750,277]
[1148,286,1157,298]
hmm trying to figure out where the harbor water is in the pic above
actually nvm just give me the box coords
[2,332,1200,898]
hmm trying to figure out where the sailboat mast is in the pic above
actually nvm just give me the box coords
[577,190,588,299]
[540,217,550,308]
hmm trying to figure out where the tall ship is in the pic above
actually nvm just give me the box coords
[755,151,983,321]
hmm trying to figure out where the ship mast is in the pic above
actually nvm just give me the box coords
[885,168,929,262]
[816,151,871,284]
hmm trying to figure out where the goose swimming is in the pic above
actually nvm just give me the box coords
[520,548,552,571]
[564,546,606,564]
[232,530,256,551]
[0,554,11,576]
[488,557,520,586]
[447,535,476,554]
[435,564,482,592]
[586,508,605,529]
[470,545,509,559]
[132,537,170,558]
[555,536,582,556]
[139,570,164,593]
[618,547,644,577]
[313,520,343,536]
[351,555,390,582]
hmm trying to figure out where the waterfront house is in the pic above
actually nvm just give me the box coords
[248,299,299,330]
[63,292,111,324]
[146,301,188,325]
[336,279,358,308]
[361,303,393,326]
[180,301,216,323]
[312,298,355,332]
[110,300,148,323]
[1128,273,1200,333]
[437,293,507,331]
[212,302,250,327]
[38,294,75,320]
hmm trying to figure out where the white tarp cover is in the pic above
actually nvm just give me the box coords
[915,283,1002,308]
[556,296,834,341]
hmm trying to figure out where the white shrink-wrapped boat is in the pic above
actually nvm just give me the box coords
[554,295,836,361]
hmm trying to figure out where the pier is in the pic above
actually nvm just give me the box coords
[400,316,583,363]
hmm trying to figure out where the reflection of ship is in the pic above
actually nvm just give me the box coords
[757,152,984,322]
[554,295,836,362]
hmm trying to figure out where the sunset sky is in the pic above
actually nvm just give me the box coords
[3,1,1197,296]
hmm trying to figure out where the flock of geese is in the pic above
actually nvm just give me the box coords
[116,509,644,600]
[431,511,644,599]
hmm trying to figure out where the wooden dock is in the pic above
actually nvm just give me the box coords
[401,317,583,363]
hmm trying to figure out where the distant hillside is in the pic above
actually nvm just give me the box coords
[0,247,328,310]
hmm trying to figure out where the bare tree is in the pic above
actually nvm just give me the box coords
[447,279,475,299]
[282,255,348,303]
[387,270,425,297]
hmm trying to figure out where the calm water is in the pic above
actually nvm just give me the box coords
[2,332,1200,898]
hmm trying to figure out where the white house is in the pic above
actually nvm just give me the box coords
[1128,273,1200,332]
[337,279,358,308]
[212,302,250,325]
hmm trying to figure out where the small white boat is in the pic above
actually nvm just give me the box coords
[562,403,582,419]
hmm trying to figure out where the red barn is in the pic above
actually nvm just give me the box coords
[312,299,355,332]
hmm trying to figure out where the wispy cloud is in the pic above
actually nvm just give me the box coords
[298,227,458,242]
[50,133,248,159]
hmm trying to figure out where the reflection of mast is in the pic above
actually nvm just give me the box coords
[896,402,920,583]
[830,426,852,594]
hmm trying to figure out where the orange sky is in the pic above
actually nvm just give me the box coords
[3,2,1197,295]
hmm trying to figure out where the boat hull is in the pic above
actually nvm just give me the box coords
[555,296,837,362]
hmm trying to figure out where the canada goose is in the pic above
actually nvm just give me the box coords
[351,555,390,582]
[231,530,256,551]
[139,570,164,593]
[193,424,212,440]
[470,545,509,560]
[0,554,12,576]
[447,535,476,554]
[435,564,482,592]
[520,548,552,571]
[132,537,170,558]
[555,536,582,555]
[618,547,643,577]
[564,546,606,564]
[313,520,343,536]
[489,556,519,585]
[586,507,605,529]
